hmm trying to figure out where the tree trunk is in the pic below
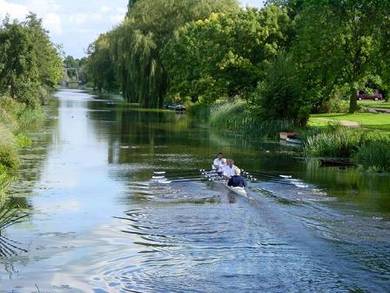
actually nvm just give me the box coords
[349,89,358,113]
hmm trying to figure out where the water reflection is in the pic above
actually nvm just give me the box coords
[0,89,388,292]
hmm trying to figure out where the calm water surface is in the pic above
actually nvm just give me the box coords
[0,89,389,292]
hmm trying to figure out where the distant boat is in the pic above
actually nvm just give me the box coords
[280,132,303,145]
[167,104,186,112]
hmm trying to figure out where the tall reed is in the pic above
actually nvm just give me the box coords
[209,100,295,138]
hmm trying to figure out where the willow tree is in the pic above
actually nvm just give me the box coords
[110,0,239,108]
[86,33,118,93]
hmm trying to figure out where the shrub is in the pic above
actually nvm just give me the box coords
[355,141,390,172]
[304,127,364,157]
[16,107,44,131]
[210,100,247,129]
[249,54,311,126]
[209,100,295,137]
[0,165,11,199]
[0,144,19,171]
[187,102,210,121]
[16,133,32,148]
[304,126,390,171]
[320,98,350,113]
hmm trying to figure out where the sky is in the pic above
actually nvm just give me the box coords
[0,0,264,58]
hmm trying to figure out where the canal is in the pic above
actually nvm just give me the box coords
[1,89,389,292]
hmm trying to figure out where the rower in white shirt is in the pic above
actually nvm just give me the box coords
[222,159,237,179]
[212,152,226,175]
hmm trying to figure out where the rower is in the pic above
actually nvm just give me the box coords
[222,159,236,179]
[227,167,246,188]
[212,152,226,175]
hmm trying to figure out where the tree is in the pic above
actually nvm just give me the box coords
[291,0,389,113]
[0,18,38,104]
[162,6,291,104]
[0,14,62,106]
[87,0,239,107]
[249,53,310,125]
[86,33,118,92]
[25,13,63,89]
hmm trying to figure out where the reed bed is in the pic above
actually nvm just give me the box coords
[209,100,295,138]
[304,126,390,171]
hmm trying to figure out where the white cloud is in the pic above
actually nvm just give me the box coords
[0,0,63,36]
[44,12,62,35]
[0,0,28,19]
[241,0,264,8]
[68,13,104,26]
[100,5,112,13]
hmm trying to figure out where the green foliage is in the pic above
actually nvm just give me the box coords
[15,133,32,148]
[0,14,62,107]
[0,94,46,196]
[0,95,44,132]
[0,144,19,171]
[0,124,19,171]
[0,164,12,199]
[305,126,390,171]
[162,6,291,104]
[187,102,210,121]
[304,127,364,157]
[355,140,390,172]
[86,34,118,93]
[210,100,248,128]
[291,0,389,113]
[249,53,310,125]
[210,100,295,137]
[87,0,389,125]
[87,0,239,107]
[320,98,350,114]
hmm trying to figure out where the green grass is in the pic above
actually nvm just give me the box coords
[358,100,390,109]
[309,113,390,131]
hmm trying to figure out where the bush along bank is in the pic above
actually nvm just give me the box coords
[0,96,46,199]
[304,126,390,172]
[208,100,295,139]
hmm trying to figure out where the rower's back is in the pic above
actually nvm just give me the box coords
[227,168,246,187]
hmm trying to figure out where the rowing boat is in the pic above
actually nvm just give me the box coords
[200,170,248,197]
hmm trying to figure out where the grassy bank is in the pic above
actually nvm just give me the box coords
[0,96,45,199]
[208,101,390,172]
[309,113,390,132]
[304,126,390,172]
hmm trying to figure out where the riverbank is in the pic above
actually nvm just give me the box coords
[207,101,390,172]
[0,96,47,200]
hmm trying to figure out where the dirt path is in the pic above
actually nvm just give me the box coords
[315,118,360,128]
